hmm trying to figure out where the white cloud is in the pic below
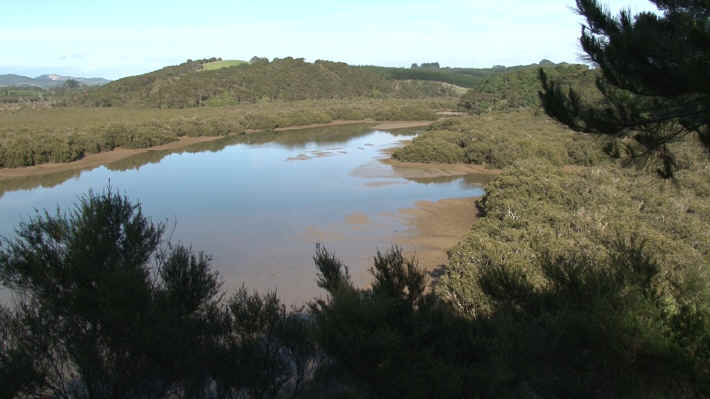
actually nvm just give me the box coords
[0,0,661,78]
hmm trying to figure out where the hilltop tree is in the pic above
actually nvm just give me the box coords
[250,56,269,65]
[63,79,81,89]
[539,0,710,177]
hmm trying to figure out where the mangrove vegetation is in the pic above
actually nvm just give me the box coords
[2,0,710,397]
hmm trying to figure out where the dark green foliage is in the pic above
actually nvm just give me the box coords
[0,188,225,398]
[362,61,586,91]
[0,304,48,399]
[67,58,460,108]
[314,244,351,294]
[310,246,488,398]
[63,79,80,89]
[391,129,467,163]
[0,188,321,399]
[378,67,480,88]
[460,63,598,114]
[540,0,710,177]
[474,239,709,397]
[213,287,319,399]
[311,243,710,398]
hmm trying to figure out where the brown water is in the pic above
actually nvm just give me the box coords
[0,125,487,305]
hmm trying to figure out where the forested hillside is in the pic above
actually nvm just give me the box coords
[58,57,594,109]
[66,58,462,108]
[458,63,599,113]
[359,60,584,90]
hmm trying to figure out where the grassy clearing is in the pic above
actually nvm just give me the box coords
[0,98,454,168]
[200,60,248,71]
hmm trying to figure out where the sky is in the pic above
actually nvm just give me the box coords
[0,0,659,80]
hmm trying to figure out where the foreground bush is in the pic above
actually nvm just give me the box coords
[0,189,317,399]
[2,187,709,398]
[312,243,710,398]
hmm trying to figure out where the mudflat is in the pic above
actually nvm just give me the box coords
[394,197,480,272]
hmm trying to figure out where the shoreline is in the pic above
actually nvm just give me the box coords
[0,136,222,181]
[393,196,481,274]
[0,119,437,181]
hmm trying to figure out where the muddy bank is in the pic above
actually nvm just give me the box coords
[372,120,433,130]
[1,119,439,181]
[394,197,480,272]
[0,136,221,181]
[299,196,483,290]
[351,157,501,182]
[384,158,501,179]
[245,119,374,134]
[246,119,436,134]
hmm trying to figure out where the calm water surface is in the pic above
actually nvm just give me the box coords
[0,125,485,305]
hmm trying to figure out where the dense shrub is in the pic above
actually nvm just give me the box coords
[439,157,710,316]
[311,243,710,398]
[393,111,612,168]
[392,130,466,163]
[458,63,599,114]
[0,189,318,399]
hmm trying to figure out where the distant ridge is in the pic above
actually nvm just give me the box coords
[70,57,463,108]
[0,74,111,88]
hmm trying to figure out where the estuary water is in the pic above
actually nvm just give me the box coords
[0,124,487,305]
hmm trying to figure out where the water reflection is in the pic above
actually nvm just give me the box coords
[406,174,497,188]
[0,124,485,305]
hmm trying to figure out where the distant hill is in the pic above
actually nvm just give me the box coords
[358,59,573,89]
[0,74,39,87]
[70,57,463,108]
[457,62,599,114]
[31,57,593,110]
[0,74,110,88]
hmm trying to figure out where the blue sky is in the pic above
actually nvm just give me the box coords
[1,0,658,79]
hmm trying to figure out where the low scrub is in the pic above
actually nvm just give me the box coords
[439,157,710,316]
[393,111,611,168]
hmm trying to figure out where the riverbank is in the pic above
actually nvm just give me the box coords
[0,98,455,169]
[0,119,440,181]
[394,196,481,273]
[0,136,221,180]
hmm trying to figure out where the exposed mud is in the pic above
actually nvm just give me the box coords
[394,196,480,272]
